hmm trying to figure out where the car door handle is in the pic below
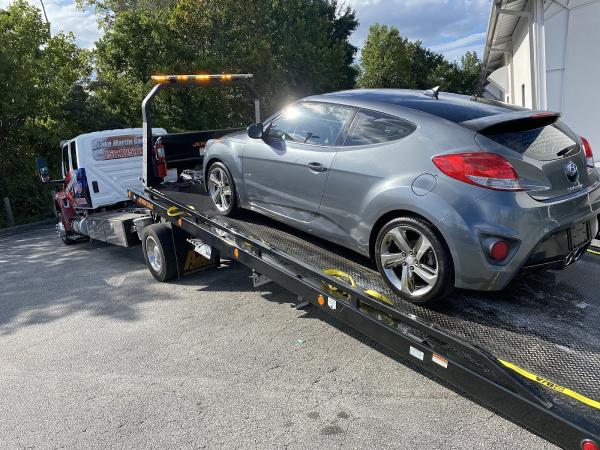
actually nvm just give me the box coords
[307,162,327,172]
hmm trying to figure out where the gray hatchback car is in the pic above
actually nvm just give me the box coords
[202,89,600,304]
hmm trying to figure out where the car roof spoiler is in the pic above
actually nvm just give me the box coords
[460,111,561,134]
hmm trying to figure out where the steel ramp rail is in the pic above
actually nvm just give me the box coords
[128,186,600,449]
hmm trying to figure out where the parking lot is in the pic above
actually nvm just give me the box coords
[0,226,557,448]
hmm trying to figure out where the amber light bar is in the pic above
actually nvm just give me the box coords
[150,74,253,84]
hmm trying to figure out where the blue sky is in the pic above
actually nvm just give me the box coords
[1,0,492,62]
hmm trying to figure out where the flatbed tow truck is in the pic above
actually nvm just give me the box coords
[116,74,598,448]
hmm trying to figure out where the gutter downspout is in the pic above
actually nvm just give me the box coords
[527,3,538,109]
[534,0,548,109]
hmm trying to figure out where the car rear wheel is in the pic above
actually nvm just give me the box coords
[375,217,453,305]
[206,161,237,216]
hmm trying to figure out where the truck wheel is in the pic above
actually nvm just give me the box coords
[206,161,238,216]
[374,216,453,305]
[142,223,178,282]
[57,213,76,245]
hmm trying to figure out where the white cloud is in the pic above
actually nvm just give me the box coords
[346,0,492,61]
[430,31,486,53]
[0,0,103,48]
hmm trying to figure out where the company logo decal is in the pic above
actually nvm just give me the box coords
[92,135,143,161]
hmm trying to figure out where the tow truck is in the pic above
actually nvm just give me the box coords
[39,74,600,449]
[36,124,223,247]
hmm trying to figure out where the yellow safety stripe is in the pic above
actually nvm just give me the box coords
[498,359,600,410]
[587,248,600,256]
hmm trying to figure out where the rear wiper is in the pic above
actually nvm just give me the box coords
[557,145,577,157]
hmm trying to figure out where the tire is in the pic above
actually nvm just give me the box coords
[141,223,178,282]
[206,161,238,216]
[374,216,453,305]
[57,213,76,245]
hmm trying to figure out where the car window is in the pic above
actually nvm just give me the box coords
[345,110,416,146]
[70,141,78,170]
[267,102,355,146]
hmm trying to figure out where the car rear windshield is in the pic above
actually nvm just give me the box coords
[398,97,516,123]
[483,123,578,161]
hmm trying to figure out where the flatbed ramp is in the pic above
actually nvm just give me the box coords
[133,185,600,448]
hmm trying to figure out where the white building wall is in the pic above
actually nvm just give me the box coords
[543,1,568,112]
[555,0,600,153]
[510,16,534,108]
[486,0,600,152]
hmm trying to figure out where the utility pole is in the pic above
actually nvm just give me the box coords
[3,197,15,227]
[39,0,51,38]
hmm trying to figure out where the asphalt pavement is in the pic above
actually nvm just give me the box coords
[0,226,556,448]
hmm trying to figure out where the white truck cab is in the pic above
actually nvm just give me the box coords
[60,128,166,209]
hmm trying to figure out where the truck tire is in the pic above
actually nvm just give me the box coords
[57,213,76,245]
[141,223,178,282]
[374,216,453,305]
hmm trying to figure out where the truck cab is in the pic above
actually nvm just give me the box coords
[59,128,167,210]
[38,128,167,245]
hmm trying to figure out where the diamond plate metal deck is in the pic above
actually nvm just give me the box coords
[158,187,600,427]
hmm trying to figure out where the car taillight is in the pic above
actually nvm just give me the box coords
[432,152,522,191]
[153,142,167,178]
[581,136,594,170]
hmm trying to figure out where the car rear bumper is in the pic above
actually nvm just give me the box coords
[438,181,600,291]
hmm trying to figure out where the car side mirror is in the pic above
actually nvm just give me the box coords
[36,156,50,183]
[247,122,264,139]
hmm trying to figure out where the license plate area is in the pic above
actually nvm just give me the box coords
[568,221,590,249]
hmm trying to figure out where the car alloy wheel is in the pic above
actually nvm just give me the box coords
[208,165,233,212]
[379,225,439,298]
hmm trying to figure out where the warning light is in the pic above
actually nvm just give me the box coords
[150,74,253,84]
[582,440,599,450]
[233,248,239,258]
[177,218,183,226]
[317,295,325,306]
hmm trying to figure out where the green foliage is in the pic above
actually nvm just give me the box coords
[0,0,357,227]
[357,24,482,96]
[0,0,97,226]
[0,2,484,228]
[89,0,358,130]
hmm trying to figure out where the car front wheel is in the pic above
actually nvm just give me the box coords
[375,216,453,305]
[206,161,238,216]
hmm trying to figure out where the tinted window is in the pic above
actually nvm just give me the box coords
[485,125,577,161]
[398,98,512,123]
[345,110,416,146]
[267,102,355,146]
[70,141,78,170]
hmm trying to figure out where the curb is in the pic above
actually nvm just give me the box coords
[0,219,55,236]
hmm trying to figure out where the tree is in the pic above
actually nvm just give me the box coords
[87,0,359,131]
[0,0,93,225]
[456,50,483,95]
[358,24,483,96]
[357,24,414,89]
[0,0,359,227]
